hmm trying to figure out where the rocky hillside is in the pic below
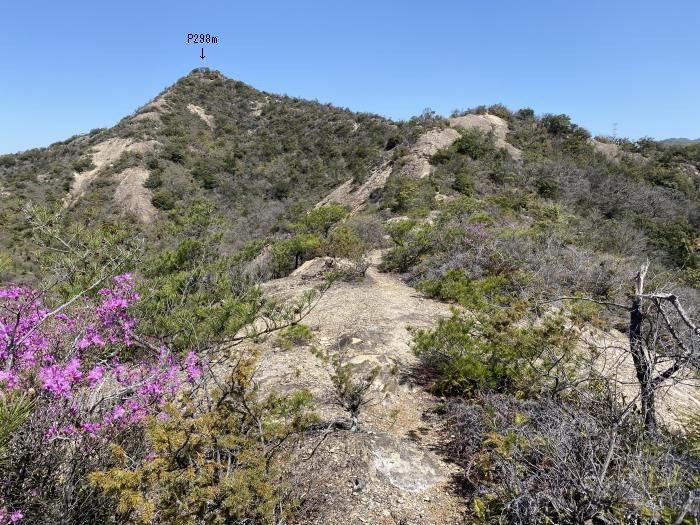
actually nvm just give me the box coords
[0,68,410,280]
[2,69,698,281]
[0,69,699,524]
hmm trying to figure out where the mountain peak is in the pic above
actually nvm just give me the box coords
[186,67,227,80]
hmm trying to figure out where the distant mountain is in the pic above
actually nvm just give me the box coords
[659,137,700,146]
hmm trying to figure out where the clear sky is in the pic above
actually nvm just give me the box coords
[1,0,699,154]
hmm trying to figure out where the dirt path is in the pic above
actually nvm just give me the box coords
[255,252,466,524]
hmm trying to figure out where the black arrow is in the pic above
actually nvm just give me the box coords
[200,48,205,59]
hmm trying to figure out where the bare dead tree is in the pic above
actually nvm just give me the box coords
[629,260,656,429]
[555,260,699,431]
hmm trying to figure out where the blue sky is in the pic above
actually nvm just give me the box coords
[1,0,699,154]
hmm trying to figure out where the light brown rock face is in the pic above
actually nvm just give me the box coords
[401,127,462,179]
[186,103,215,128]
[316,127,461,213]
[372,435,445,492]
[448,113,523,160]
[316,161,393,213]
[63,138,159,223]
[318,115,523,214]
[590,139,645,164]
[132,93,171,122]
[113,167,158,223]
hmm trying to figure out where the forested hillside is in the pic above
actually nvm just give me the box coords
[0,69,698,524]
[0,68,414,281]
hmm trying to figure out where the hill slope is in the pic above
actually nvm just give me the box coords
[2,69,698,281]
[0,68,409,279]
[0,69,699,524]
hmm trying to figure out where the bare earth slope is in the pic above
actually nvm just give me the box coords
[449,113,523,160]
[64,137,158,222]
[318,117,523,214]
[254,251,466,524]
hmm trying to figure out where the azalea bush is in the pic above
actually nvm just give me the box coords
[0,274,197,435]
[0,274,202,523]
[0,218,329,524]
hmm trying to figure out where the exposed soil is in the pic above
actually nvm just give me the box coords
[317,127,461,213]
[318,117,523,213]
[248,251,698,523]
[316,162,394,213]
[582,326,699,428]
[113,167,158,223]
[64,138,158,223]
[448,113,523,160]
[186,103,215,128]
[253,252,466,524]
[590,139,645,164]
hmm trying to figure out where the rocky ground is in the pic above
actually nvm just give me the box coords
[253,252,466,524]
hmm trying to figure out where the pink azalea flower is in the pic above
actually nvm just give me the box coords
[184,351,202,383]
[87,366,105,387]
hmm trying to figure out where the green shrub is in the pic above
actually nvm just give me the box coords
[541,113,575,136]
[325,225,364,259]
[491,189,530,211]
[452,169,474,195]
[384,219,417,246]
[516,107,535,119]
[435,196,481,223]
[566,296,603,325]
[433,130,499,163]
[151,190,177,210]
[535,177,559,198]
[417,270,515,310]
[191,163,219,189]
[138,202,273,353]
[276,323,314,350]
[382,178,436,214]
[91,359,316,524]
[293,204,347,236]
[72,157,95,173]
[380,225,432,273]
[144,169,163,189]
[310,342,379,432]
[0,393,33,457]
[640,218,698,268]
[487,104,511,120]
[270,233,323,276]
[412,309,577,397]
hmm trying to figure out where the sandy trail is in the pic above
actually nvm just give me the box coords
[244,248,698,523]
[254,252,465,524]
